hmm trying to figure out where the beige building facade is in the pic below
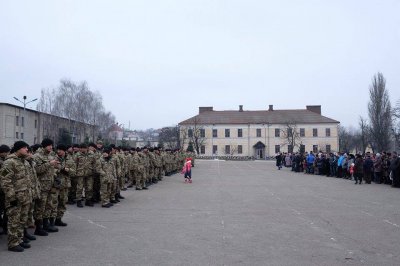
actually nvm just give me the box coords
[179,105,340,159]
[0,102,95,146]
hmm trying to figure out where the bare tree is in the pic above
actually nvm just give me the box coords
[358,116,369,153]
[368,72,392,152]
[159,126,180,149]
[36,79,116,143]
[187,117,206,155]
[279,121,302,152]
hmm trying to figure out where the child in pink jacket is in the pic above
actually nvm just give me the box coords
[182,158,192,183]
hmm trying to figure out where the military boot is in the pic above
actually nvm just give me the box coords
[85,200,94,207]
[118,193,125,199]
[34,220,48,236]
[24,229,36,241]
[19,242,31,249]
[8,245,24,252]
[55,218,67,226]
[114,194,120,202]
[42,218,50,231]
[47,218,59,232]
[77,200,83,208]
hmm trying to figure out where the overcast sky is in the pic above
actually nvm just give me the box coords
[1,0,399,130]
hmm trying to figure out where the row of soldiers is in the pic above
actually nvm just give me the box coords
[0,139,193,252]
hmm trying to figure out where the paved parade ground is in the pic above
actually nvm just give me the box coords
[1,160,400,265]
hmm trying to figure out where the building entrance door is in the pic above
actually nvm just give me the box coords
[256,148,264,159]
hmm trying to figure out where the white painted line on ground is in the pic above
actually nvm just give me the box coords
[383,220,400,228]
[361,211,374,217]
[88,219,107,229]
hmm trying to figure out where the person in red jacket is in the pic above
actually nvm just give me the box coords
[181,158,192,183]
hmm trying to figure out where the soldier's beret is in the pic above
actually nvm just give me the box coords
[79,143,88,149]
[31,144,41,152]
[13,141,29,152]
[0,144,10,153]
[103,147,112,153]
[41,138,54,148]
[109,144,116,149]
[57,144,68,151]
[88,143,97,149]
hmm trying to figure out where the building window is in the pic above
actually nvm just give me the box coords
[225,145,230,154]
[238,128,243,138]
[275,145,280,153]
[200,145,205,154]
[313,128,318,137]
[21,117,24,127]
[200,129,205,138]
[288,145,293,153]
[213,145,218,154]
[16,132,19,139]
[326,145,331,153]
[16,116,19,126]
[256,128,262,137]
[21,133,24,140]
[213,129,218,138]
[35,119,38,129]
[238,145,243,154]
[225,129,230,138]
[325,128,331,137]
[275,128,280,137]
[188,129,193,138]
[313,145,318,153]
[300,144,305,153]
[300,128,305,137]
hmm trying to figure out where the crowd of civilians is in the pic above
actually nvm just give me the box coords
[275,151,400,187]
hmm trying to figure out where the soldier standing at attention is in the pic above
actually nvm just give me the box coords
[55,144,73,226]
[0,144,11,235]
[98,147,115,208]
[0,141,32,252]
[33,138,60,234]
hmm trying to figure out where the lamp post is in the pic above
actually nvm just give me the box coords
[13,95,38,142]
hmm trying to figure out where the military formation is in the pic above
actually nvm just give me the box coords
[0,139,193,252]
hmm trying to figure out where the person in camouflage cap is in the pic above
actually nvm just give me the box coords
[0,141,32,252]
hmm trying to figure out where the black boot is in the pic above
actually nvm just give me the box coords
[77,200,83,208]
[34,220,48,236]
[114,195,120,202]
[19,242,31,249]
[47,218,59,233]
[24,229,36,241]
[8,245,24,252]
[43,218,49,231]
[85,200,94,207]
[118,193,125,199]
[55,218,67,226]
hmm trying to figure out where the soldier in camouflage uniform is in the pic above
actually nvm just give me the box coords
[127,148,136,188]
[154,148,163,181]
[98,147,115,208]
[55,144,75,226]
[0,144,11,235]
[92,140,104,203]
[135,148,148,190]
[24,148,40,241]
[0,141,32,252]
[67,144,79,204]
[75,144,93,207]
[33,138,60,234]
[148,148,157,183]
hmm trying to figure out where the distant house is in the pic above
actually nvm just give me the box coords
[107,123,124,143]
[178,105,340,159]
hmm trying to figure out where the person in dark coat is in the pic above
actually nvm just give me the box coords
[363,153,374,184]
[276,153,283,170]
[354,154,364,184]
[390,152,400,188]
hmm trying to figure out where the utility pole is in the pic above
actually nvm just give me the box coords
[13,95,38,142]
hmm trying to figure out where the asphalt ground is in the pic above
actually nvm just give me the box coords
[1,160,400,266]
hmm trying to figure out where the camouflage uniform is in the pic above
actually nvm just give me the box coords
[154,151,163,181]
[136,152,147,190]
[56,153,75,220]
[33,148,57,221]
[26,157,40,228]
[75,150,96,205]
[98,155,115,206]
[0,154,32,249]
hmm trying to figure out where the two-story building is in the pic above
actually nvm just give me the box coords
[178,105,340,158]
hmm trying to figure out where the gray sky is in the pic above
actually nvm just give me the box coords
[1,0,399,130]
